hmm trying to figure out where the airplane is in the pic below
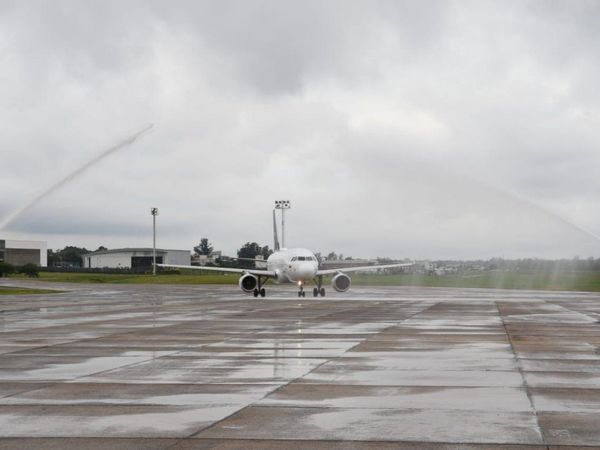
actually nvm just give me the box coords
[158,210,413,297]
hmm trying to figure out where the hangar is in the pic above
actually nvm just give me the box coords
[83,248,190,271]
[0,239,47,266]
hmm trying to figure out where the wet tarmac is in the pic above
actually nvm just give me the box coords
[0,280,599,449]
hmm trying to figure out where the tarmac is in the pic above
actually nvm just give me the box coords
[0,280,599,449]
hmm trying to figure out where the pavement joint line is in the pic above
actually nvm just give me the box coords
[547,299,600,323]
[0,299,251,355]
[184,346,336,437]
[0,382,54,400]
[162,297,372,438]
[496,300,546,447]
[167,436,554,448]
[3,286,600,445]
[215,404,532,412]
[186,298,440,439]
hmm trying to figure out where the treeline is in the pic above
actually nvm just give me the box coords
[431,257,600,272]
[47,246,106,267]
[0,262,40,278]
[487,257,600,272]
[42,241,600,273]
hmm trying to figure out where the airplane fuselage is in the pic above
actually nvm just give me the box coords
[266,248,319,284]
[157,207,413,298]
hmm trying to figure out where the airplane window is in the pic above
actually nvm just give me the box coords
[306,257,313,261]
[291,257,297,261]
[298,256,306,261]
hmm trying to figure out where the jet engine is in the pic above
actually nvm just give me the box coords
[238,273,258,293]
[332,272,351,292]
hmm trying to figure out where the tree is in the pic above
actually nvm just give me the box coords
[47,249,58,267]
[195,238,213,256]
[261,245,273,259]
[20,263,39,278]
[47,246,90,267]
[96,246,108,252]
[0,262,15,277]
[237,242,276,268]
[238,242,263,259]
[58,246,89,267]
[326,252,337,261]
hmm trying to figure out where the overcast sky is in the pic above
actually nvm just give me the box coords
[1,0,600,259]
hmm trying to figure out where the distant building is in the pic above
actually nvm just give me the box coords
[82,248,190,270]
[0,239,47,267]
[254,255,267,269]
[191,250,222,266]
[319,259,372,270]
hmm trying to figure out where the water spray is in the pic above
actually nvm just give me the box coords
[0,124,154,231]
[465,174,600,245]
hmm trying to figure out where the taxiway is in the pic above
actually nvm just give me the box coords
[0,281,599,449]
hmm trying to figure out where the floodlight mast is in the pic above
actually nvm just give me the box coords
[274,200,291,248]
[151,207,158,275]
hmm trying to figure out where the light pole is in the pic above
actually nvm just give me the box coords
[274,200,291,248]
[151,207,158,275]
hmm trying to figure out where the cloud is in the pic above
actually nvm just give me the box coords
[1,0,599,258]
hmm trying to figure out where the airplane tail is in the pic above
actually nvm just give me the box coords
[273,209,280,251]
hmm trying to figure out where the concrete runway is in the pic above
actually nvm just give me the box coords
[0,280,599,449]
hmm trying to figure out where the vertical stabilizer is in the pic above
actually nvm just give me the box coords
[273,209,280,251]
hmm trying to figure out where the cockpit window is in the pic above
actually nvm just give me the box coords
[291,257,297,261]
[298,256,306,261]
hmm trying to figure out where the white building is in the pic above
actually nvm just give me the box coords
[191,250,222,266]
[0,239,47,266]
[83,248,190,270]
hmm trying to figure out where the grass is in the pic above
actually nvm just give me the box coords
[350,271,600,292]
[0,286,62,295]
[5,270,600,292]
[11,271,241,285]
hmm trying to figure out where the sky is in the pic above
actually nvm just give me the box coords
[1,0,600,259]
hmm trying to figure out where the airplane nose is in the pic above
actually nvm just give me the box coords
[296,263,315,280]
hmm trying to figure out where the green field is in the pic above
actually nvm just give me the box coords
[12,271,241,285]
[6,270,600,292]
[349,271,600,292]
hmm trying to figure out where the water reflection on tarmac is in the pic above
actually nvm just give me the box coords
[0,281,599,449]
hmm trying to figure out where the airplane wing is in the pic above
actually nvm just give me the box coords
[157,263,276,277]
[316,262,414,276]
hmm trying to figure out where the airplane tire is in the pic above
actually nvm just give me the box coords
[253,289,259,297]
[260,288,266,297]
[320,288,325,297]
[313,288,318,297]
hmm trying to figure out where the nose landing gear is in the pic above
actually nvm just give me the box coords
[298,285,306,297]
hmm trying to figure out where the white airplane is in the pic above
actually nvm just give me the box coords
[158,210,413,297]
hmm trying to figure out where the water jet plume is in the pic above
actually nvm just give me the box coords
[0,124,154,231]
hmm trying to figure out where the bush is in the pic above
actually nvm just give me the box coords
[0,262,16,277]
[20,263,40,278]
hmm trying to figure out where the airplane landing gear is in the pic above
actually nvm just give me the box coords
[298,285,306,297]
[253,277,267,297]
[312,275,325,297]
